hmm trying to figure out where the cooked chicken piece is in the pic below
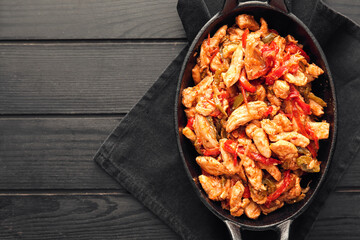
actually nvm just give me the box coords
[182,127,196,142]
[283,69,308,86]
[270,140,299,170]
[236,14,260,31]
[230,181,251,217]
[226,101,268,132]
[269,132,310,148]
[221,44,244,88]
[184,107,196,119]
[267,91,282,106]
[245,122,271,157]
[219,139,246,180]
[194,114,219,149]
[249,187,267,205]
[253,128,272,158]
[309,99,324,116]
[192,64,202,85]
[227,27,244,42]
[255,18,269,38]
[236,136,259,155]
[199,175,230,201]
[244,33,267,80]
[239,154,265,191]
[270,140,298,161]
[284,174,302,202]
[261,119,283,136]
[181,75,213,108]
[257,162,282,181]
[273,80,290,99]
[245,122,258,138]
[199,25,228,70]
[255,84,266,101]
[244,200,261,219]
[196,156,230,176]
[307,121,330,139]
[195,96,216,116]
[222,43,238,59]
[272,35,287,54]
[261,200,284,215]
[210,52,229,73]
[306,63,324,82]
[273,113,293,132]
[285,35,298,44]
[182,87,197,108]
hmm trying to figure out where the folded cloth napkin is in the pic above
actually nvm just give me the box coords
[94,0,360,239]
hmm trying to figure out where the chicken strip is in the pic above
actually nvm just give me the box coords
[194,114,219,149]
[196,156,229,176]
[226,101,268,132]
[199,175,230,201]
[230,181,251,216]
[306,121,330,139]
[221,44,244,88]
[199,25,228,70]
[269,131,310,148]
[236,14,260,31]
[239,154,265,191]
[244,200,261,219]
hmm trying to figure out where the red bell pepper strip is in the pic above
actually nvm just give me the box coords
[285,43,310,62]
[265,66,287,85]
[264,106,273,117]
[242,28,249,48]
[225,140,281,165]
[239,69,256,93]
[202,147,221,157]
[291,101,310,138]
[224,140,237,154]
[249,152,282,165]
[243,186,251,198]
[305,123,319,149]
[288,85,311,115]
[186,117,194,130]
[224,140,238,166]
[265,170,291,207]
[307,142,318,158]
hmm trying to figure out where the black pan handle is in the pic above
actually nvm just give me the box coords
[224,220,292,240]
[221,0,289,15]
[224,221,243,240]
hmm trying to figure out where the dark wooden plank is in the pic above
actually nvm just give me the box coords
[324,0,360,25]
[0,42,185,114]
[0,0,185,40]
[0,193,180,239]
[308,191,360,240]
[0,117,358,189]
[0,117,122,189]
[0,191,357,239]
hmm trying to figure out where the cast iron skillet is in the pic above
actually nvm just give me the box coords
[175,0,337,239]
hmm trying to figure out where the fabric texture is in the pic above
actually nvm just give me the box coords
[94,0,360,239]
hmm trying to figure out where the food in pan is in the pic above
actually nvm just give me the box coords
[181,14,329,219]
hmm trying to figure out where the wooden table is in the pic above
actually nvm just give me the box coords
[0,0,358,239]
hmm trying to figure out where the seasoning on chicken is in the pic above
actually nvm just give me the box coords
[181,14,329,219]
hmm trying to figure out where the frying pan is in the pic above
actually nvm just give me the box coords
[175,0,337,239]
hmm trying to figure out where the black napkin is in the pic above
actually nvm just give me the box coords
[94,0,360,239]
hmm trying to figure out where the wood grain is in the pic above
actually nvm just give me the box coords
[0,117,121,189]
[0,0,186,40]
[0,192,357,239]
[0,117,358,190]
[0,193,180,239]
[0,42,185,114]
